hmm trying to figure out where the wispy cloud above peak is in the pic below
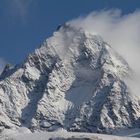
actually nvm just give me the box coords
[5,0,33,23]
[69,9,140,69]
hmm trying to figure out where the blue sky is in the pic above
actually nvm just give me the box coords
[0,0,140,65]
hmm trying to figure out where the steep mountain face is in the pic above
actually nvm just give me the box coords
[0,23,140,133]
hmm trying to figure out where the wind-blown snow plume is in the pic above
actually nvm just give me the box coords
[69,9,140,97]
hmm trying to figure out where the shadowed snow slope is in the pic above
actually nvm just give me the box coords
[0,23,140,134]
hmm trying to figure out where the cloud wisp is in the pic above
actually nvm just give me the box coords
[5,0,33,23]
[69,10,140,97]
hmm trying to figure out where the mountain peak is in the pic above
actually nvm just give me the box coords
[0,24,139,134]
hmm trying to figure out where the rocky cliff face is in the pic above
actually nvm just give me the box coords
[0,23,140,133]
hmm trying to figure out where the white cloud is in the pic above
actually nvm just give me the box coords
[69,10,140,97]
[5,0,33,23]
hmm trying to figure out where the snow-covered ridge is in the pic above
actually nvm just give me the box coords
[0,23,139,135]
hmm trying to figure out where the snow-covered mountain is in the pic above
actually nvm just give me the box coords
[0,23,140,134]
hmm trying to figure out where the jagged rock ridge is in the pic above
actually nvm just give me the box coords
[0,23,140,133]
